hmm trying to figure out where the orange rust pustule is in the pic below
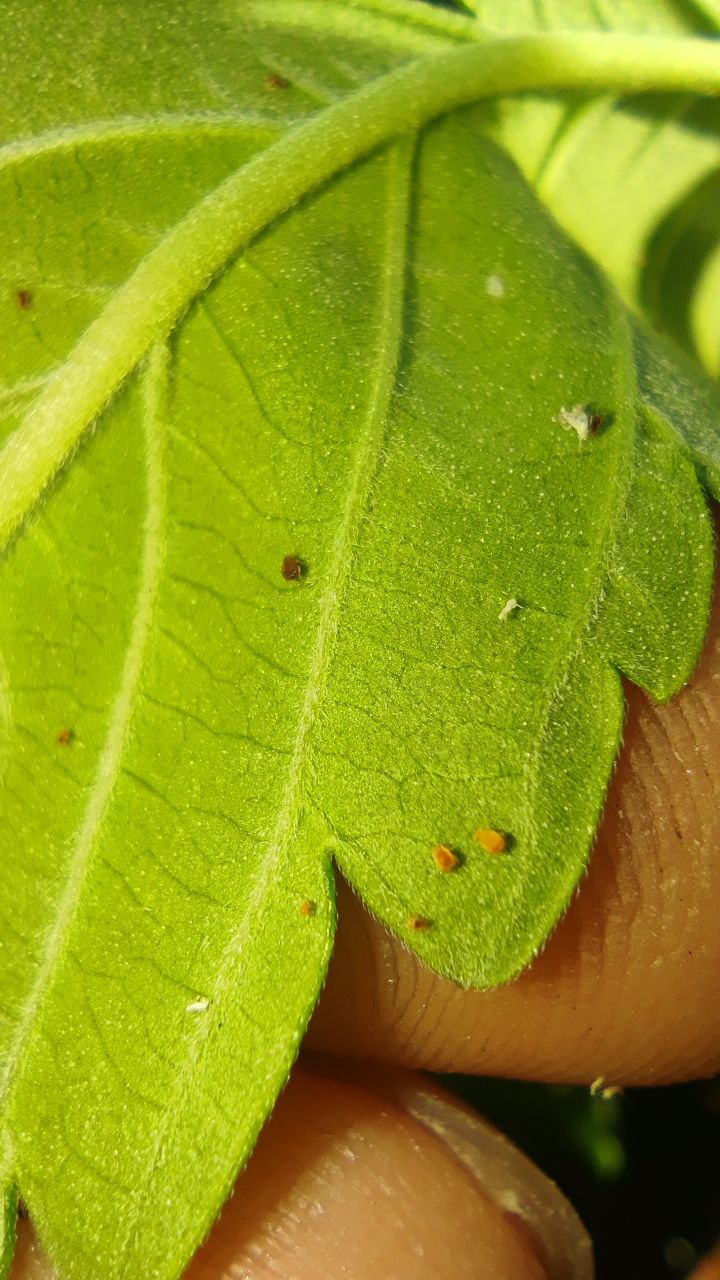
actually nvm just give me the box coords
[266,73,290,90]
[56,728,74,746]
[474,828,507,855]
[299,899,316,918]
[433,845,460,872]
[281,554,304,581]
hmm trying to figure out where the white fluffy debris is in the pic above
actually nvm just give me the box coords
[485,274,506,298]
[558,404,593,442]
[498,597,521,621]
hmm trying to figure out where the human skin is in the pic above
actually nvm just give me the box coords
[11,558,720,1279]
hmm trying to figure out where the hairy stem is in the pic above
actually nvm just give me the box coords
[1,31,719,546]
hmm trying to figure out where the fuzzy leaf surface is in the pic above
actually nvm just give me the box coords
[0,4,720,1278]
[446,0,720,362]
[295,0,720,341]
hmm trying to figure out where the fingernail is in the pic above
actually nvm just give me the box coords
[308,1058,593,1280]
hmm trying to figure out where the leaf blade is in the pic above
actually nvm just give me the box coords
[1,8,720,1279]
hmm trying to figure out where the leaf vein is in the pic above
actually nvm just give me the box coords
[113,137,416,1259]
[0,114,284,175]
[0,344,167,1151]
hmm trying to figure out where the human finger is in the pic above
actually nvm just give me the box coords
[9,1066,591,1280]
[308,557,720,1086]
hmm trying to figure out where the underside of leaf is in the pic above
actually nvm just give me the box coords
[1,3,720,1279]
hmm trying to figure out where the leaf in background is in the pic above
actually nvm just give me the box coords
[464,0,720,363]
[448,0,720,381]
[1,5,720,1278]
[639,169,720,374]
[692,236,720,373]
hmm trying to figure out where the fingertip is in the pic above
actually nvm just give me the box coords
[308,570,720,1085]
[186,1064,558,1279]
[9,1066,587,1280]
[8,1215,51,1279]
[690,1245,720,1280]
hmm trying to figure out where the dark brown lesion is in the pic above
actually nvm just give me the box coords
[281,554,306,582]
[406,915,432,932]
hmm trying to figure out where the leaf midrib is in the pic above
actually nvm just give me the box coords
[113,137,414,1271]
[247,138,414,894]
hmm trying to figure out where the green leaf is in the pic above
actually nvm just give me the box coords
[466,0,720,360]
[1,6,720,1279]
[242,2,720,361]
[0,1183,15,1277]
[638,169,720,375]
[693,238,720,374]
[469,0,720,377]
[434,0,720,378]
[418,0,720,376]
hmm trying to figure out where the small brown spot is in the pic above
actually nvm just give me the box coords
[266,73,290,90]
[56,728,74,746]
[474,827,507,854]
[16,288,32,310]
[299,899,316,917]
[281,554,304,581]
[433,844,459,872]
[587,411,605,435]
[406,914,431,931]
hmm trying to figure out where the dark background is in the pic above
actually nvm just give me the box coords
[442,1074,720,1279]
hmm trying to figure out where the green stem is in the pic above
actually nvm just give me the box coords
[2,31,720,547]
